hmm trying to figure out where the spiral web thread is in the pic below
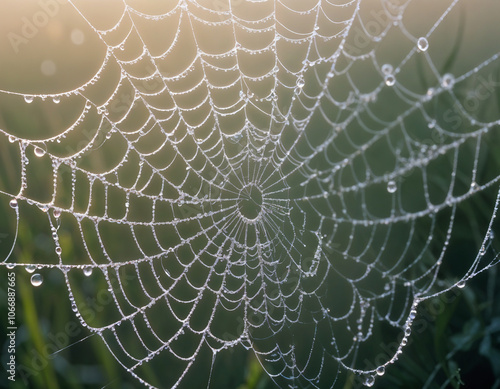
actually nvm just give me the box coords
[1,0,500,387]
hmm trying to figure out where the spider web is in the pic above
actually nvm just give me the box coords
[1,0,500,387]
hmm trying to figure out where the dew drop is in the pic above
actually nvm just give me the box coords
[31,273,43,287]
[457,280,466,289]
[85,101,92,110]
[441,73,455,89]
[55,247,62,255]
[53,96,60,104]
[34,146,46,158]
[8,135,16,143]
[53,209,61,218]
[83,267,93,277]
[385,74,396,86]
[71,302,78,312]
[297,78,305,89]
[417,37,429,51]
[376,366,385,376]
[381,63,393,75]
[9,198,18,208]
[24,95,34,103]
[364,375,375,387]
[26,265,36,273]
[6,263,15,270]
[387,180,397,193]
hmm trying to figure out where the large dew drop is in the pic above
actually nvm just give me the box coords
[385,74,396,86]
[24,95,34,103]
[387,180,397,193]
[83,267,93,277]
[31,273,43,287]
[26,264,36,273]
[364,375,375,387]
[34,146,46,158]
[417,37,429,51]
[9,198,18,208]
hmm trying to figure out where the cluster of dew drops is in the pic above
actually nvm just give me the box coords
[5,260,43,287]
[380,35,458,200]
[381,36,454,95]
[382,37,429,87]
[7,192,95,287]
[5,91,76,288]
[7,198,46,287]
